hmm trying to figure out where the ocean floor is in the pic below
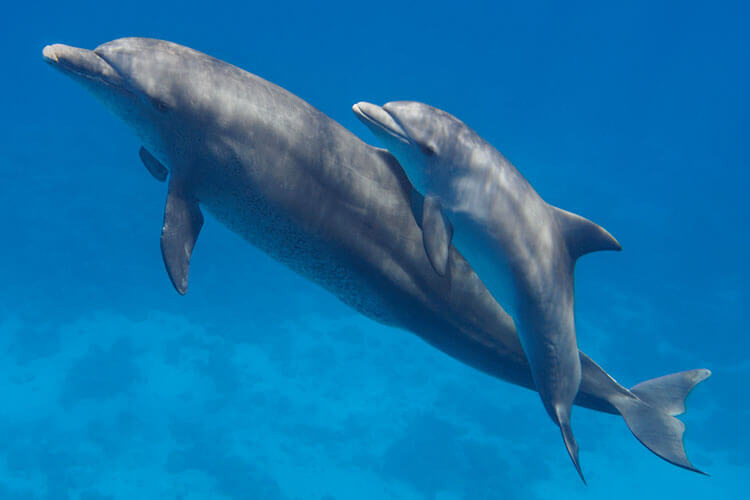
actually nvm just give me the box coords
[0,300,740,499]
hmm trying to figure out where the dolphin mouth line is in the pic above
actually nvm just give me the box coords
[42,44,131,94]
[352,102,412,145]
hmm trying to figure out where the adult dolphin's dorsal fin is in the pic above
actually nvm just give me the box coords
[552,206,621,261]
[161,178,203,295]
[422,195,453,276]
[139,146,168,182]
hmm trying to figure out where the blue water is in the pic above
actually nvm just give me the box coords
[2,1,748,498]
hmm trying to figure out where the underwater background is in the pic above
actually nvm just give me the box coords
[2,1,748,498]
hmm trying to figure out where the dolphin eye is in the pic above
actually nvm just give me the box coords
[151,98,169,112]
[420,143,436,156]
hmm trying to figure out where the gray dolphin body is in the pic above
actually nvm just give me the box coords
[43,38,709,479]
[352,101,622,480]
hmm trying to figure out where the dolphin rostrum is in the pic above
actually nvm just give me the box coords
[353,100,622,481]
[43,39,709,480]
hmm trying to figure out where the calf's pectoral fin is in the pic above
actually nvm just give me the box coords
[139,146,168,182]
[422,195,453,276]
[160,178,203,295]
[552,206,621,261]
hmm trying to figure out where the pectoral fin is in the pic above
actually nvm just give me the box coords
[139,146,168,182]
[422,195,453,276]
[161,179,203,295]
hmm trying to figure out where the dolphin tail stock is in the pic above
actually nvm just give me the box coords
[609,369,711,474]
[555,404,586,485]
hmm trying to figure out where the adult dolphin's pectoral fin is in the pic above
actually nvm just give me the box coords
[422,195,453,276]
[139,146,168,182]
[160,178,203,295]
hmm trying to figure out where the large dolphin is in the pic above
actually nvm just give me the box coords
[43,38,709,480]
[352,101,621,480]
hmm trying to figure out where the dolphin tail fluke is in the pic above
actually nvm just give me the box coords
[630,369,712,417]
[609,369,711,475]
[555,405,586,485]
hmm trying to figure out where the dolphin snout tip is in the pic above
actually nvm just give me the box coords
[41,43,124,85]
[352,101,376,119]
[352,101,380,124]
[352,101,411,145]
[42,44,61,63]
[42,43,82,66]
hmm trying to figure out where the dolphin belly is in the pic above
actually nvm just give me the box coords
[450,212,520,316]
[191,151,407,327]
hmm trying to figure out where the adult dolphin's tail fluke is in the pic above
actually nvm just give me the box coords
[580,354,711,474]
[623,368,712,474]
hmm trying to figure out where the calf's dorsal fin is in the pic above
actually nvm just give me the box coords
[552,206,621,261]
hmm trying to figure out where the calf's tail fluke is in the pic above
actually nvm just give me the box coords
[609,369,711,474]
[556,405,586,485]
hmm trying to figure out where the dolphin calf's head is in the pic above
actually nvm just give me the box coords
[43,38,218,166]
[353,101,468,199]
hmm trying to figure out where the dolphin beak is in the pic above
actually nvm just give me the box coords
[352,102,412,145]
[43,43,124,87]
[42,44,63,64]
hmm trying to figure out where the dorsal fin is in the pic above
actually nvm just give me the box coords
[552,206,621,261]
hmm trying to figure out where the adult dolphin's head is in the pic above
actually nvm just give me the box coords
[353,101,470,199]
[43,38,219,166]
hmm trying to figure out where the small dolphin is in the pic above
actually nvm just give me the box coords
[353,100,622,481]
[43,39,708,480]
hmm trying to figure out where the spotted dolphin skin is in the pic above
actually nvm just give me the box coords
[44,39,709,481]
[353,100,623,481]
